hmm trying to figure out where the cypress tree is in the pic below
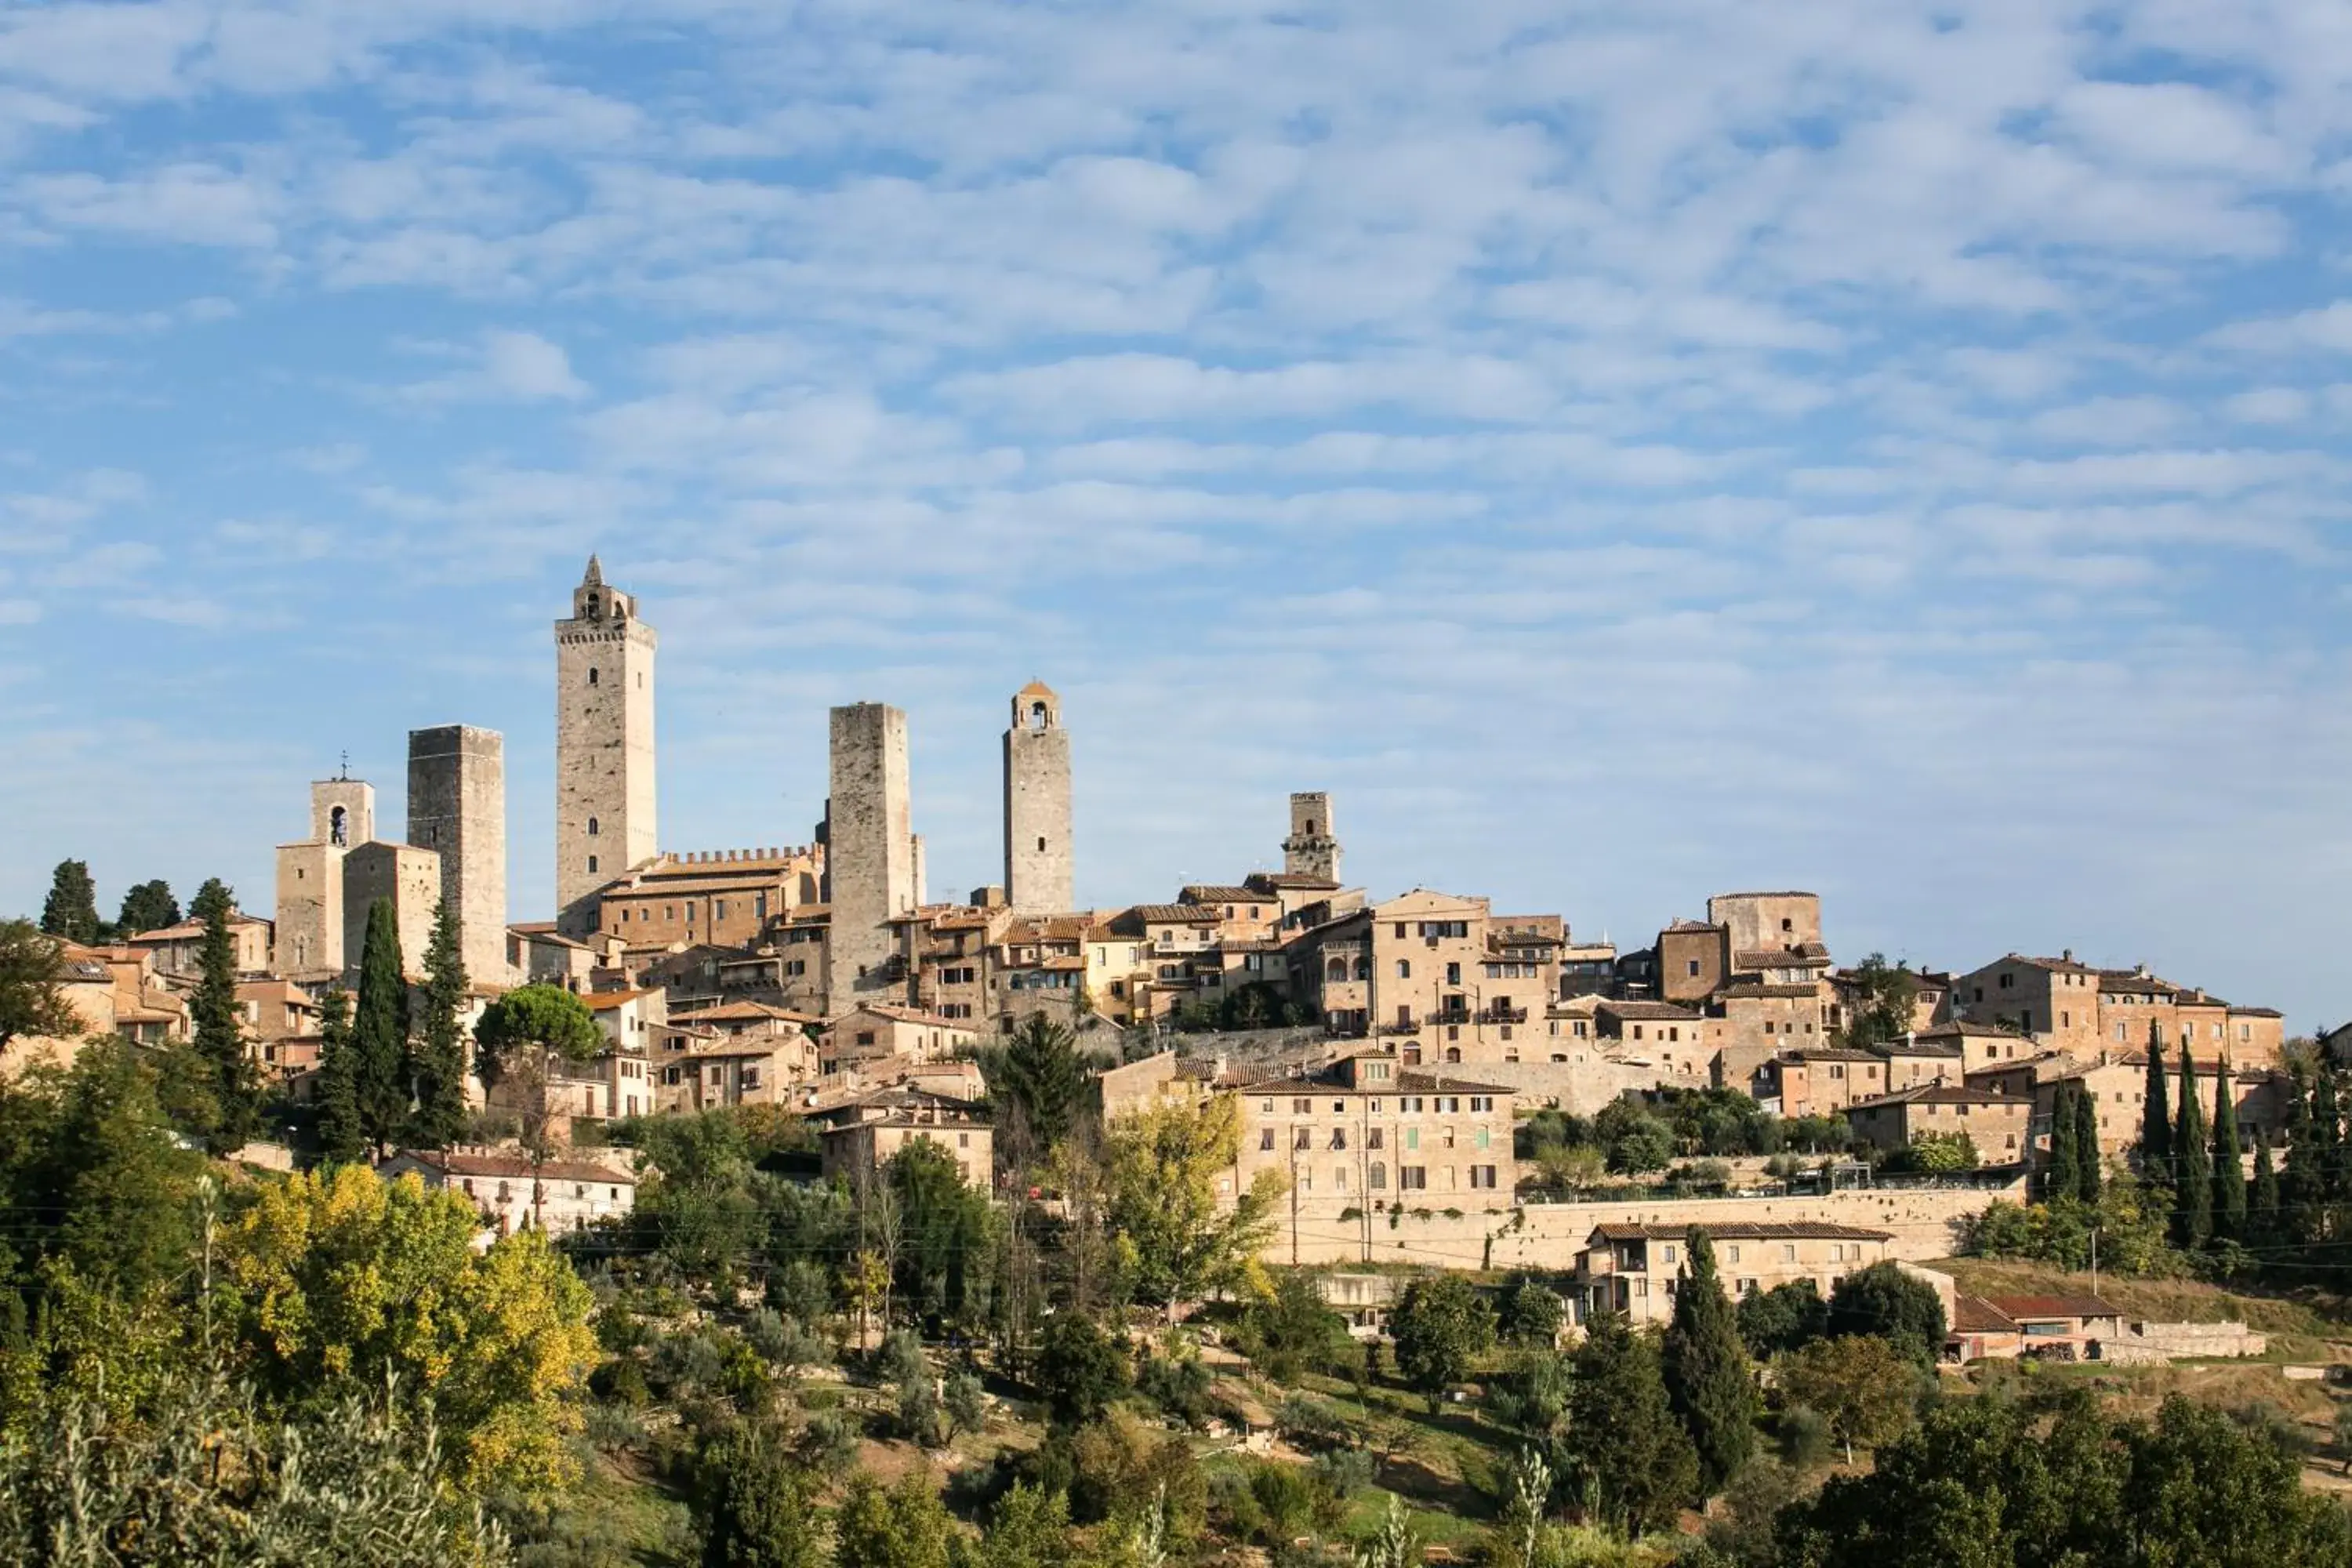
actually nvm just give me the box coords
[2173,1054,2211,1250]
[1566,1310,1700,1534]
[190,892,261,1155]
[2280,1067,2314,1239]
[2045,1083,2080,1205]
[2072,1083,2101,1205]
[2211,1054,2246,1242]
[314,988,364,1163]
[2249,1127,2280,1247]
[406,901,470,1149]
[352,898,412,1158]
[39,859,102,943]
[2140,1027,2171,1181]
[1661,1229,1755,1493]
[189,877,235,927]
[2310,1069,2343,1210]
[2324,1068,2352,1210]
[115,879,179,936]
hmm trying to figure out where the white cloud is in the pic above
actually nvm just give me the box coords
[396,328,589,403]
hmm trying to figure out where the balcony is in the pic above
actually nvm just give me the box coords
[1483,1005,1530,1024]
[1374,1020,1421,1036]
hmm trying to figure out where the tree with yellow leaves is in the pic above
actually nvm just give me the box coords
[1102,1094,1282,1309]
[224,1164,598,1488]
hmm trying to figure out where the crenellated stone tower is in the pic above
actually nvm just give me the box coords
[1002,681,1073,914]
[555,556,658,931]
[408,724,510,985]
[825,702,914,1007]
[1282,791,1341,882]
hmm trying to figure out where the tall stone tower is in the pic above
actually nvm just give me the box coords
[274,775,376,980]
[1003,681,1073,914]
[408,724,510,985]
[555,556,657,930]
[1282,792,1341,882]
[826,702,913,1007]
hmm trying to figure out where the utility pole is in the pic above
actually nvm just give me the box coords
[2090,1225,2100,1296]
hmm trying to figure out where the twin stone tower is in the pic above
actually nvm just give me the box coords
[282,557,1075,995]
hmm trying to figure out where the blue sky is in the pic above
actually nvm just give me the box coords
[2,2,2348,1029]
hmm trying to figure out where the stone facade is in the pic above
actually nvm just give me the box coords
[1708,891,1822,955]
[408,724,510,987]
[341,840,441,978]
[1282,792,1341,883]
[275,778,376,981]
[826,702,915,1006]
[1003,681,1073,914]
[1574,1221,1894,1327]
[555,557,658,927]
[590,847,823,954]
[1846,1082,2034,1162]
[378,1149,636,1237]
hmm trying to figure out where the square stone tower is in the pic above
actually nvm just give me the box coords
[1283,792,1341,883]
[343,840,441,980]
[408,724,510,986]
[274,775,376,980]
[826,702,913,1007]
[555,556,658,929]
[1003,681,1073,913]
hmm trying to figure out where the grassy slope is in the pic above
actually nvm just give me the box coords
[1933,1256,2352,1351]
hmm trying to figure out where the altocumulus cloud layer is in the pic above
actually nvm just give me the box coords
[1,1,2349,1024]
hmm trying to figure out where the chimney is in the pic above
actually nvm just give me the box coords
[2062,948,2074,963]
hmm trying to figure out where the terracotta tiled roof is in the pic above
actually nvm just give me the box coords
[1247,873,1340,891]
[387,1149,637,1185]
[1734,947,1831,971]
[1597,1000,1704,1021]
[1953,1294,2020,1334]
[582,988,658,1011]
[1130,904,1221,924]
[1181,886,1263,905]
[1848,1083,2031,1110]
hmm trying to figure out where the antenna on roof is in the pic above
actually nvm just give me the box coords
[337,750,350,781]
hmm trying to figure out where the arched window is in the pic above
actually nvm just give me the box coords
[1305,818,1318,835]
[1445,1047,1462,1063]
[588,667,600,686]
[1396,960,1410,979]
[1368,1161,1386,1190]
[329,804,347,846]
[586,594,601,618]
[587,817,600,837]
[1029,700,1048,731]
[1326,957,1347,982]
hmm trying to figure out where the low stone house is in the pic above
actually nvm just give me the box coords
[1572,1221,1894,1327]
[377,1148,637,1237]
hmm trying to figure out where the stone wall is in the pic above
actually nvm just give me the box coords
[1003,688,1073,914]
[408,724,510,987]
[554,565,658,926]
[343,840,441,979]
[1261,1178,2024,1270]
[826,702,913,1007]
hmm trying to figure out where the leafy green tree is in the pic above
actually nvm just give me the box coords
[1389,1272,1497,1410]
[1662,1231,1755,1492]
[189,877,235,927]
[2071,1083,2101,1204]
[959,1483,1072,1568]
[1035,1312,1127,1427]
[2045,1083,2082,1203]
[2211,1054,2246,1242]
[224,1163,598,1488]
[834,1469,955,1568]
[474,984,604,1221]
[989,1012,1089,1160]
[114,879,179,936]
[1825,1262,1944,1366]
[189,889,261,1154]
[692,1421,822,1568]
[0,1372,515,1566]
[1496,1272,1566,1345]
[1892,1128,1977,1173]
[314,988,365,1163]
[408,900,471,1149]
[944,1367,986,1439]
[889,1137,995,1324]
[1237,1271,1348,1384]
[1777,1334,1920,1465]
[2139,1025,2171,1178]
[1596,1096,1677,1174]
[352,897,414,1157]
[0,920,77,1058]
[1737,1278,1828,1359]
[1563,1309,1699,1534]
[1102,1094,1279,1306]
[38,860,101,944]
[1838,954,1918,1049]
[2173,1052,2212,1249]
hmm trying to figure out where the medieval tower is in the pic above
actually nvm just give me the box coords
[825,702,914,1005]
[1002,681,1074,914]
[408,724,510,985]
[273,775,376,981]
[1282,791,1341,882]
[555,556,658,930]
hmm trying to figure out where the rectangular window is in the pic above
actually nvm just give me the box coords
[1260,1129,1275,1151]
[1406,1127,1421,1150]
[1294,1129,1312,1150]
[1399,1166,1427,1189]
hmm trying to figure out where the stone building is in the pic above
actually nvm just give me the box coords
[555,557,658,930]
[825,702,916,1007]
[408,724,510,987]
[1952,953,2112,1054]
[378,1149,636,1237]
[818,1091,993,1189]
[1003,681,1074,915]
[1708,891,1822,956]
[126,912,276,979]
[1282,792,1341,883]
[589,847,824,956]
[274,776,375,981]
[1573,1221,1894,1327]
[342,840,441,978]
[1846,1083,2034,1163]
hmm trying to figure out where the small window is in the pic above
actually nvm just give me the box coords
[588,667,600,686]
[586,817,599,837]
[587,855,599,873]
